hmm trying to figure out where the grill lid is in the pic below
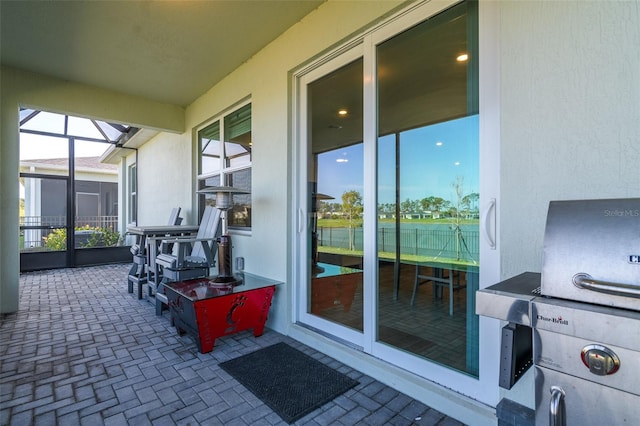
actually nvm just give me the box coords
[541,198,640,311]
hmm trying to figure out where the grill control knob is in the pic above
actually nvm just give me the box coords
[580,344,620,376]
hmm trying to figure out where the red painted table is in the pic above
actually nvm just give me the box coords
[163,273,282,353]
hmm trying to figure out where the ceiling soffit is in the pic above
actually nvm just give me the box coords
[1,1,324,107]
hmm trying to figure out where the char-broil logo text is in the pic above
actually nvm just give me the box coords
[604,209,640,217]
[630,255,640,264]
[537,314,569,326]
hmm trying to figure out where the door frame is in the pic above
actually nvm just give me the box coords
[291,0,502,406]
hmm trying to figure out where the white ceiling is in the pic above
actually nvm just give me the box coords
[1,0,324,107]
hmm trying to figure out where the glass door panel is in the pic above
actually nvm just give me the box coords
[376,1,479,375]
[307,57,364,331]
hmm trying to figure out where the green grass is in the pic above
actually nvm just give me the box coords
[318,246,478,268]
[318,217,478,228]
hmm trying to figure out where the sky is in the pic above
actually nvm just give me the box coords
[317,115,479,206]
[19,133,110,161]
[19,112,114,199]
[19,110,115,161]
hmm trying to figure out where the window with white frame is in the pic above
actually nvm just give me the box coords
[197,102,252,228]
[128,163,137,224]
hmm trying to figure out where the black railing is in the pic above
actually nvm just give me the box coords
[20,215,120,250]
[318,226,479,263]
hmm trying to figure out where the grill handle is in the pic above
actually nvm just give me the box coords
[573,273,640,298]
[549,386,566,426]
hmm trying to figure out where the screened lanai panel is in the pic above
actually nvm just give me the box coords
[19,108,132,270]
[21,111,67,134]
[67,116,104,140]
[20,176,67,252]
[20,108,137,143]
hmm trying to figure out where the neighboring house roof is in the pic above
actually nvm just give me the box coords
[20,156,117,173]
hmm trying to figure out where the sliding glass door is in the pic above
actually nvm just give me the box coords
[375,1,479,375]
[295,0,491,397]
[298,45,365,345]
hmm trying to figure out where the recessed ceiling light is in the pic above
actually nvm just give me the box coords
[436,141,443,146]
[454,161,460,166]
[338,109,348,116]
[456,53,468,62]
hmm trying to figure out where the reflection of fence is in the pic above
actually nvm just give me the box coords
[20,216,119,250]
[318,226,479,263]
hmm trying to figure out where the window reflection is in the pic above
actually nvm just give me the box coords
[197,103,252,228]
[308,58,364,331]
[376,1,479,376]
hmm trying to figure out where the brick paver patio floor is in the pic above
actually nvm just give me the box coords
[1,264,465,425]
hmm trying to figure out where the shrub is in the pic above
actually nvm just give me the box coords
[43,228,67,251]
[43,226,121,250]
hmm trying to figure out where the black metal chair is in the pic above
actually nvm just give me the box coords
[154,206,221,315]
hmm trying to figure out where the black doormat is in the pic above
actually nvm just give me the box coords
[219,342,359,424]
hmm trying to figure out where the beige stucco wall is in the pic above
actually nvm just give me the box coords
[496,0,640,409]
[0,66,185,313]
[136,132,194,225]
[177,0,638,369]
[2,0,638,419]
[499,0,640,279]
[184,0,406,331]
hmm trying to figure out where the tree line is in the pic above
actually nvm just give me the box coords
[318,191,479,218]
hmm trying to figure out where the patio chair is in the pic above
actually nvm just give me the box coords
[128,207,182,298]
[411,264,465,316]
[154,205,222,315]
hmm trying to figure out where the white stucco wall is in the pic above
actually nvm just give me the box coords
[184,0,405,332]
[497,0,640,409]
[10,0,632,414]
[499,1,640,279]
[2,0,638,421]
[136,132,194,225]
[0,66,185,313]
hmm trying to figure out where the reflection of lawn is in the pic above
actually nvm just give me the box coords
[318,246,477,268]
[318,218,479,227]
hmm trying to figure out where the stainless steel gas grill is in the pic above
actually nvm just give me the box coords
[540,198,640,310]
[477,198,640,426]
